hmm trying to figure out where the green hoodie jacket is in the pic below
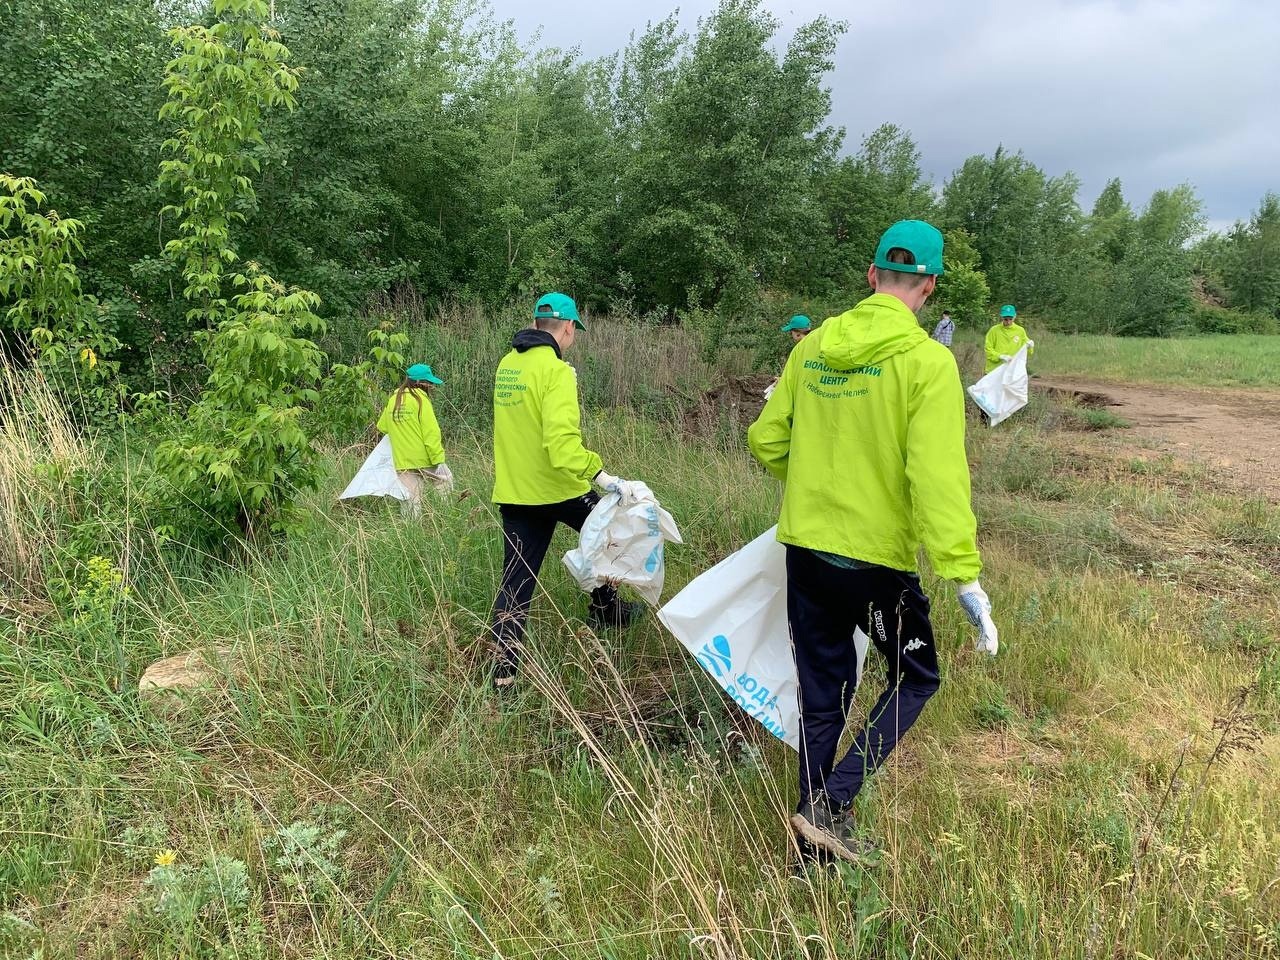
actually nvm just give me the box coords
[491,329,603,505]
[377,388,445,470]
[747,292,982,582]
[984,322,1033,372]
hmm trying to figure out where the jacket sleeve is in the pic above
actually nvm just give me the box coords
[376,396,393,435]
[747,355,796,482]
[905,357,982,582]
[1025,328,1035,358]
[984,326,1002,367]
[420,397,446,466]
[542,363,604,481]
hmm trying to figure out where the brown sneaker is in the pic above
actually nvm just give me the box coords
[790,792,879,864]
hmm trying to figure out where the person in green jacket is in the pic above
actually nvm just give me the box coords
[748,220,1000,866]
[489,292,644,691]
[377,363,453,515]
[984,304,1034,372]
[781,314,812,343]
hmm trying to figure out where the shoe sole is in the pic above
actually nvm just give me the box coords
[789,814,873,864]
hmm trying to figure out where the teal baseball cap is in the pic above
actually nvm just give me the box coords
[873,220,945,276]
[406,363,443,385]
[534,292,584,330]
[1000,304,1017,318]
[780,314,812,333]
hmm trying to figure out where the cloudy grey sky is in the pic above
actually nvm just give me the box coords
[487,0,1280,232]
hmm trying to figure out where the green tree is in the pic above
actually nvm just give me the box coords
[154,0,328,545]
[0,175,121,413]
[940,146,1083,308]
[934,228,990,325]
[799,124,936,296]
[614,0,845,310]
[1220,193,1280,318]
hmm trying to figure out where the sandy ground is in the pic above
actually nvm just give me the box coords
[1035,377,1280,501]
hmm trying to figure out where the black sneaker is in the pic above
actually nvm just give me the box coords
[587,600,645,631]
[790,792,878,864]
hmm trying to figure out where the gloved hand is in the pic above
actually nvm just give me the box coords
[593,471,645,504]
[425,463,454,492]
[1026,339,1035,349]
[999,354,1013,363]
[956,581,999,656]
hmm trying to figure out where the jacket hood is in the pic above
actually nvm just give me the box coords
[819,293,929,368]
[513,328,561,359]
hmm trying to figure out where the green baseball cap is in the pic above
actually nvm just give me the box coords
[406,363,443,385]
[780,314,811,333]
[874,220,945,276]
[1000,304,1017,318]
[534,292,584,330]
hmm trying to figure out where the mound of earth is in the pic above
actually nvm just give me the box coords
[685,374,775,435]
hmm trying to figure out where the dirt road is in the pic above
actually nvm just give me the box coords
[1034,377,1280,500]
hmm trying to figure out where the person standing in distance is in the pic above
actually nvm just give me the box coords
[766,315,814,400]
[781,314,812,343]
[931,309,955,348]
[489,292,645,692]
[376,363,453,516]
[984,304,1034,372]
[748,220,999,864]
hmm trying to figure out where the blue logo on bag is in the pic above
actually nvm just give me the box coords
[694,633,786,741]
[696,634,733,677]
[644,544,662,573]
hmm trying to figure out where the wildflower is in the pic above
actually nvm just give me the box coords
[155,849,177,867]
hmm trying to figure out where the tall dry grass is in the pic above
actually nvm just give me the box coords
[0,359,88,607]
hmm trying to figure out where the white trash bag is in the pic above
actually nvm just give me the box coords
[659,527,868,751]
[968,344,1029,427]
[338,436,411,502]
[563,483,683,606]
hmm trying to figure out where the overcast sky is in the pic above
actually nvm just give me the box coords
[487,0,1279,233]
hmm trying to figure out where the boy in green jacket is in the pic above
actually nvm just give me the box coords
[984,304,1034,372]
[489,293,644,691]
[748,220,1000,865]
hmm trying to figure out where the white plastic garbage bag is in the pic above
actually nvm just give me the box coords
[563,483,683,606]
[659,527,868,751]
[338,436,410,502]
[968,344,1029,427]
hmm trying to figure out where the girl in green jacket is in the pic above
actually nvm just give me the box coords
[377,364,453,513]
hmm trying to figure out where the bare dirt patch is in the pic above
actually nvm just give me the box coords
[685,374,774,435]
[1034,377,1280,501]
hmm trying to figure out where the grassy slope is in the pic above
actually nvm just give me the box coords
[951,328,1280,388]
[3,344,1279,958]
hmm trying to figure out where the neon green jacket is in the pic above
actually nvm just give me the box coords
[492,330,603,505]
[747,293,982,582]
[984,322,1033,372]
[377,389,445,470]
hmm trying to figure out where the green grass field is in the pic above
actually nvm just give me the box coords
[3,327,1279,959]
[952,328,1280,388]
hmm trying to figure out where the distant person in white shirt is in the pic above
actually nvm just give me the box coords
[931,310,955,347]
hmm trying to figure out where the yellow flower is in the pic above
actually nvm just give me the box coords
[80,347,98,369]
[155,849,177,867]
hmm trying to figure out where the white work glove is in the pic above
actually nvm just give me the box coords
[1026,339,1035,349]
[999,354,1013,363]
[594,471,646,504]
[425,463,454,492]
[956,581,999,657]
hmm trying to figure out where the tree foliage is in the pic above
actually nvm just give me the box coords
[0,0,1275,354]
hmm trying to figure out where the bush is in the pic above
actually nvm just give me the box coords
[1189,303,1279,335]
